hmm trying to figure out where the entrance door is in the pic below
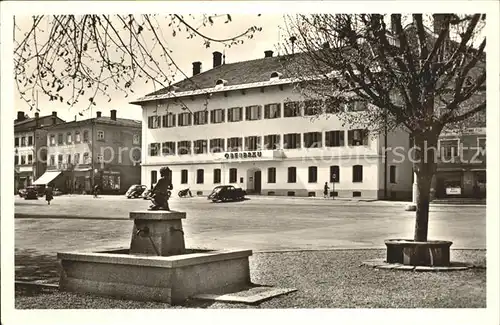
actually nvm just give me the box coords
[254,171,262,194]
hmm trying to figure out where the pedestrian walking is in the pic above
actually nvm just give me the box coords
[45,186,54,205]
[93,184,100,198]
[323,182,330,198]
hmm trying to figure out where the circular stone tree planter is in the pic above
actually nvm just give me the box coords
[385,239,453,266]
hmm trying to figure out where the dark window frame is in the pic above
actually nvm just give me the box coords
[196,169,204,184]
[213,168,221,184]
[390,165,397,184]
[308,166,318,183]
[284,133,301,149]
[352,165,363,183]
[162,141,176,156]
[268,167,276,183]
[181,169,188,184]
[264,103,281,119]
[330,165,340,183]
[287,167,297,183]
[229,168,238,183]
[325,130,345,147]
[303,132,323,148]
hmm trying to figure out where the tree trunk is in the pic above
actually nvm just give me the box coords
[413,132,440,242]
[414,172,432,241]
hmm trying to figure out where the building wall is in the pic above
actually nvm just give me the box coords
[433,128,486,198]
[14,130,35,190]
[44,120,141,194]
[378,128,413,200]
[140,85,412,198]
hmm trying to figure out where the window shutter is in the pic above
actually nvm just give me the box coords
[239,107,243,121]
[148,117,152,128]
[363,130,368,145]
[264,105,269,119]
[228,109,233,122]
[245,107,250,120]
[257,106,262,119]
[188,113,192,125]
[204,111,209,123]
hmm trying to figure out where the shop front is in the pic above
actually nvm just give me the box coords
[434,168,486,199]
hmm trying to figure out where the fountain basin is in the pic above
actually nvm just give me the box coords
[58,248,252,305]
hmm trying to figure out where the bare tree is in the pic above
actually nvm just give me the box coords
[14,14,262,114]
[283,14,486,242]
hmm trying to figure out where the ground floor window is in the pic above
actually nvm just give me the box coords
[390,165,397,183]
[288,167,297,183]
[151,170,157,186]
[213,168,221,184]
[196,169,204,184]
[181,169,188,184]
[102,174,121,191]
[308,166,317,183]
[229,168,237,183]
[268,167,276,183]
[330,165,340,183]
[352,165,363,183]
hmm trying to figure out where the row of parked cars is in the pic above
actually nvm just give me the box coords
[125,184,247,203]
[18,186,63,199]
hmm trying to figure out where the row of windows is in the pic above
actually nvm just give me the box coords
[47,153,93,166]
[14,154,33,165]
[150,165,398,185]
[148,130,368,156]
[47,130,140,146]
[147,100,368,129]
[14,136,34,147]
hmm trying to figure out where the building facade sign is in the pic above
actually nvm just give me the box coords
[224,151,263,159]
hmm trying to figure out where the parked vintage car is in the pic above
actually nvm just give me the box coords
[126,185,148,199]
[208,185,246,203]
[18,188,27,198]
[24,186,39,200]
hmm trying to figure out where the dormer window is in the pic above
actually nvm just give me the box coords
[270,71,282,80]
[215,79,228,87]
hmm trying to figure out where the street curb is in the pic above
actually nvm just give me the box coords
[14,213,128,220]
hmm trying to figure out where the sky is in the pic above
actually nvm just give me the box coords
[14,14,287,122]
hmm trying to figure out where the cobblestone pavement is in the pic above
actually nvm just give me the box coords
[13,195,486,258]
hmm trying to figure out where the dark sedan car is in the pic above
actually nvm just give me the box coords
[24,186,39,200]
[208,185,246,203]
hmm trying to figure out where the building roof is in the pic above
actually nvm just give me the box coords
[14,115,66,132]
[130,51,317,104]
[42,116,142,130]
[132,18,485,108]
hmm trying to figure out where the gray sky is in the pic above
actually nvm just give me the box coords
[14,14,286,122]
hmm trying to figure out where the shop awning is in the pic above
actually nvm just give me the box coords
[32,171,62,185]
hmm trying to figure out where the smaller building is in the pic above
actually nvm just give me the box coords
[33,110,142,194]
[14,111,65,193]
[433,127,486,199]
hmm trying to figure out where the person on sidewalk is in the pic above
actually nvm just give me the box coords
[44,186,54,205]
[324,182,330,198]
[93,184,100,198]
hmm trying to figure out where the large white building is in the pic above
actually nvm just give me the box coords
[132,51,413,199]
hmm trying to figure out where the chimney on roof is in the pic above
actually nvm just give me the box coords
[17,111,25,121]
[35,112,39,119]
[110,109,117,121]
[192,61,202,76]
[96,111,102,118]
[52,111,57,117]
[213,51,222,68]
[264,50,274,58]
[433,14,450,39]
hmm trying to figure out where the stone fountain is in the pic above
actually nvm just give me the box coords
[57,209,256,305]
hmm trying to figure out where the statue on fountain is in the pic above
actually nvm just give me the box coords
[148,166,173,211]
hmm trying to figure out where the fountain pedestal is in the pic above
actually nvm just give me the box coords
[58,210,253,304]
[129,211,186,256]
